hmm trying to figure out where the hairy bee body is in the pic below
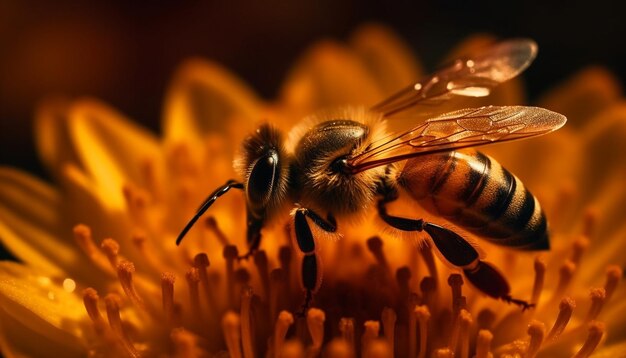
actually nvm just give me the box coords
[399,149,549,250]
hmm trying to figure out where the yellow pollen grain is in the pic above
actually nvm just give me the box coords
[63,278,76,293]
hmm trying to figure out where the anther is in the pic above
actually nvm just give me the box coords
[531,257,546,305]
[222,311,243,358]
[476,308,496,330]
[572,321,605,358]
[547,297,575,341]
[161,272,176,325]
[361,321,380,356]
[415,305,430,358]
[83,288,103,323]
[73,224,114,275]
[116,260,145,311]
[604,265,622,301]
[525,320,546,358]
[204,216,230,246]
[475,330,493,358]
[240,287,254,358]
[307,308,326,356]
[435,348,453,358]
[584,287,606,322]
[274,311,294,358]
[448,273,463,315]
[101,238,120,269]
[381,307,396,356]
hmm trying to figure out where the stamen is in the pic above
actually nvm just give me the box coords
[222,311,243,358]
[395,267,411,301]
[240,287,255,358]
[457,310,472,358]
[224,245,239,308]
[584,287,606,322]
[101,238,120,269]
[325,339,353,358]
[162,272,176,325]
[419,244,439,285]
[551,260,576,302]
[205,216,230,246]
[582,207,598,239]
[361,321,380,356]
[279,246,293,297]
[139,157,162,202]
[274,311,294,358]
[116,260,146,313]
[420,277,437,311]
[83,288,104,324]
[525,320,545,358]
[381,307,396,356]
[367,236,391,277]
[572,321,605,358]
[104,293,140,358]
[604,265,622,301]
[570,236,590,265]
[476,308,496,330]
[171,328,205,358]
[122,183,150,226]
[448,274,463,316]
[475,330,493,358]
[415,305,430,358]
[185,268,202,325]
[132,232,167,273]
[307,308,326,356]
[339,318,356,353]
[193,253,218,314]
[253,251,271,299]
[531,257,546,305]
[408,305,417,358]
[73,224,115,275]
[270,269,285,321]
[546,297,575,341]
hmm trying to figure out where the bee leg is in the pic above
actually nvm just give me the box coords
[176,179,244,246]
[377,200,532,309]
[292,208,337,317]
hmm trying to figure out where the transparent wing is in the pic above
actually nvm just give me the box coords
[372,39,538,116]
[347,106,566,173]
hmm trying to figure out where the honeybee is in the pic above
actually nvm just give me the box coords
[176,39,566,311]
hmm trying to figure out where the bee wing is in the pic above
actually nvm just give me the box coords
[347,106,566,173]
[372,39,537,116]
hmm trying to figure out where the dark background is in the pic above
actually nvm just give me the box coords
[1,0,625,179]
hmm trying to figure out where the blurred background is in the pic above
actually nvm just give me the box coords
[1,0,625,179]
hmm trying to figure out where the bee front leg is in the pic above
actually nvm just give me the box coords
[377,199,532,310]
[292,207,337,316]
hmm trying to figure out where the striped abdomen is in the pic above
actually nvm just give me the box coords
[399,149,548,250]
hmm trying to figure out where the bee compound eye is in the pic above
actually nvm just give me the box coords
[247,150,279,206]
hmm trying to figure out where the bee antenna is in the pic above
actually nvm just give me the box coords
[175,180,244,245]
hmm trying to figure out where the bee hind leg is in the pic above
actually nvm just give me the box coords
[292,208,337,317]
[377,199,532,309]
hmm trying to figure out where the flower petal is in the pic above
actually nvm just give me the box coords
[538,67,622,128]
[34,97,83,178]
[69,99,164,211]
[350,24,424,97]
[0,168,73,274]
[279,40,383,123]
[0,262,87,357]
[163,58,262,146]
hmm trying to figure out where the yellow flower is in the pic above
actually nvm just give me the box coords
[1,24,625,357]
